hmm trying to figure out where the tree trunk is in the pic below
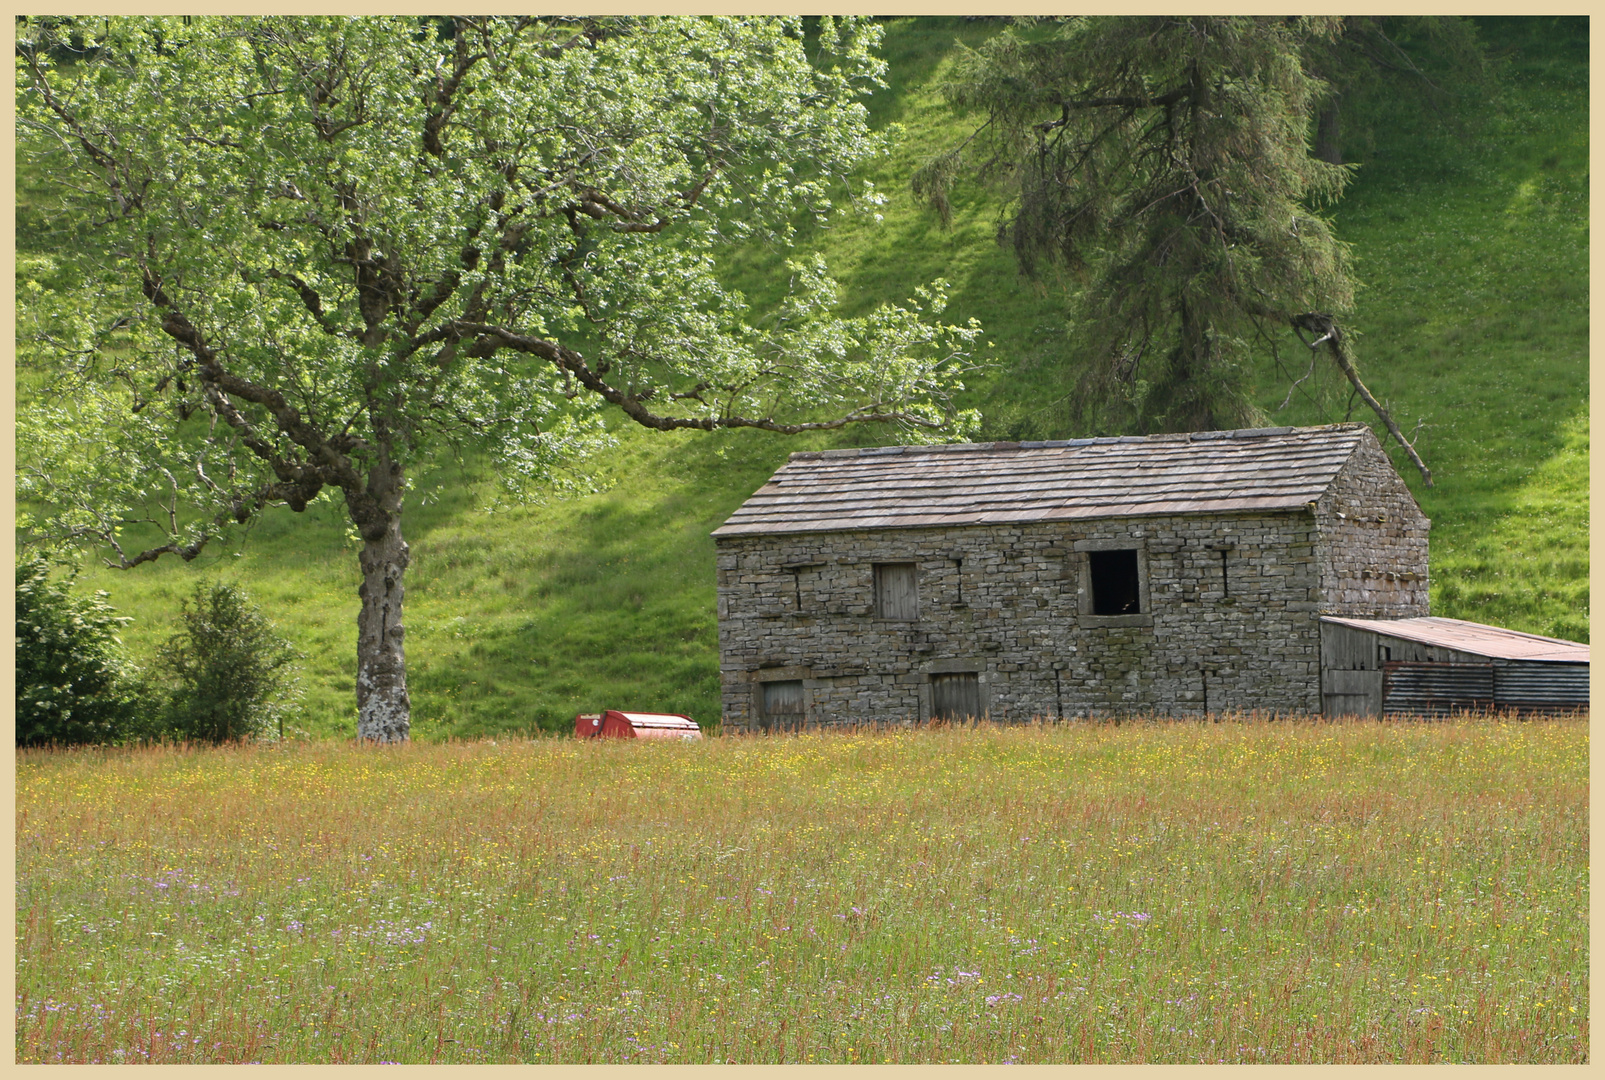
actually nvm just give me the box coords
[355,452,410,742]
[1314,97,1342,165]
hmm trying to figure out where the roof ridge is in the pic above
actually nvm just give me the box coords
[721,422,1388,538]
[785,423,1368,461]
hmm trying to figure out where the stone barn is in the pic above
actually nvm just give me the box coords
[712,423,1432,730]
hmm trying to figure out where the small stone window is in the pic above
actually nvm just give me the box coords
[874,562,918,620]
[1088,549,1142,615]
[761,680,805,729]
[1074,539,1153,628]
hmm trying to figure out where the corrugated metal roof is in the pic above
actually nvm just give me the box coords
[1321,616,1589,663]
[714,424,1371,537]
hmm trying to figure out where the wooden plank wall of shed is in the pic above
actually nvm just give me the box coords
[1320,621,1382,717]
[1319,621,1544,717]
[1371,635,1490,666]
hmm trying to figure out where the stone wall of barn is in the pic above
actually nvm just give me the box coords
[1314,432,1431,617]
[715,509,1342,731]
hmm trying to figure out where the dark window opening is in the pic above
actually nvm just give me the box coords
[1219,549,1229,597]
[761,680,805,729]
[1088,549,1141,615]
[874,562,918,620]
[930,672,981,722]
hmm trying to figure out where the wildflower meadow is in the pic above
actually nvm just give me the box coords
[15,717,1587,1063]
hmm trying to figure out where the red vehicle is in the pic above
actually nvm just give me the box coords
[573,710,702,740]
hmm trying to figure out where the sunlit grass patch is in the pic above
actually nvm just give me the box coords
[16,717,1587,1063]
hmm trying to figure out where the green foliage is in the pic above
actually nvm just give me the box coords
[153,582,303,744]
[15,15,984,570]
[18,18,1588,739]
[916,16,1357,434]
[1302,16,1490,166]
[14,553,146,746]
[16,15,991,738]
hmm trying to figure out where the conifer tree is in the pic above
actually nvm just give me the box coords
[916,15,1430,484]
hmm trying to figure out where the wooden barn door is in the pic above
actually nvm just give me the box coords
[1320,621,1383,717]
[761,680,805,730]
[930,672,981,722]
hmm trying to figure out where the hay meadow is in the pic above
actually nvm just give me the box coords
[15,18,1587,1067]
[16,717,1587,1063]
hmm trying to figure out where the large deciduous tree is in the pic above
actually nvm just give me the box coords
[17,16,984,742]
[914,15,1430,484]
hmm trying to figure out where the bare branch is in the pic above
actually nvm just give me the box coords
[1292,312,1432,487]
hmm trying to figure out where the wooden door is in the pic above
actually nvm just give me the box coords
[761,679,805,730]
[1320,621,1382,717]
[875,562,918,620]
[930,672,981,722]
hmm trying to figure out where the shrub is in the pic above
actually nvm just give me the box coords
[156,582,303,743]
[14,552,149,746]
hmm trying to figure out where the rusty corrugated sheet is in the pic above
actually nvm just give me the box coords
[1320,616,1589,664]
[1382,662,1494,716]
[713,423,1371,537]
[1379,660,1589,717]
[1494,664,1589,710]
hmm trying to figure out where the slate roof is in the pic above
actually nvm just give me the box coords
[713,423,1374,538]
[1319,616,1589,664]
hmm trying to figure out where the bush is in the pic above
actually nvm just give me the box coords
[15,552,149,746]
[156,582,303,743]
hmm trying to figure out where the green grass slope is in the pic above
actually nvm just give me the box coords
[1255,16,1589,644]
[29,18,1587,739]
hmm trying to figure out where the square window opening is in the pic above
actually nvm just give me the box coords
[1088,549,1142,615]
[874,562,919,620]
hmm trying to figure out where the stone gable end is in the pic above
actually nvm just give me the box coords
[1314,429,1431,618]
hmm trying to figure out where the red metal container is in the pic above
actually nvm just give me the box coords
[573,710,702,740]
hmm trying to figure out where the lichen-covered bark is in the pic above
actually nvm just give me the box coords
[355,453,410,742]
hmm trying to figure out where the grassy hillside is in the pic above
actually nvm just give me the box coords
[1260,16,1589,645]
[24,18,1587,739]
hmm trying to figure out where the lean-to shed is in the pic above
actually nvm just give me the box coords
[1319,615,1588,716]
[713,423,1437,729]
